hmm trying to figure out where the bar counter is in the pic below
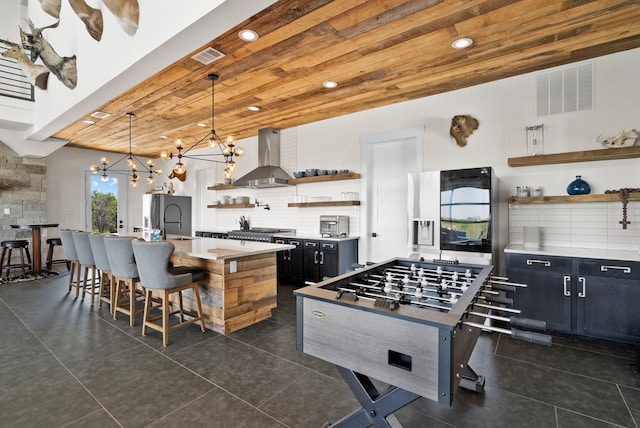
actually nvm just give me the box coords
[164,237,294,333]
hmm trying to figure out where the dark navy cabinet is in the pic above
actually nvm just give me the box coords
[507,253,640,344]
[302,239,358,284]
[275,238,304,286]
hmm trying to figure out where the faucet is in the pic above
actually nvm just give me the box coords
[163,203,182,238]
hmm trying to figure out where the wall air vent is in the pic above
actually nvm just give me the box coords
[536,63,594,117]
[191,47,225,65]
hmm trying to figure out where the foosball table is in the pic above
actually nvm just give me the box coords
[294,257,550,427]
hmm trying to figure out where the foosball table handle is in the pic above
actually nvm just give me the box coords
[511,328,552,346]
[509,317,546,332]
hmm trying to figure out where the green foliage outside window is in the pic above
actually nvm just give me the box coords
[91,191,117,233]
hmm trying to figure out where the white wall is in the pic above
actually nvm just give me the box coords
[46,48,640,259]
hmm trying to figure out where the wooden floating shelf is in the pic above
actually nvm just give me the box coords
[509,193,640,204]
[288,201,361,208]
[288,172,361,185]
[207,204,255,209]
[207,184,235,190]
[508,146,640,167]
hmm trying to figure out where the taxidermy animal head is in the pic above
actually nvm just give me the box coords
[450,115,479,147]
[168,170,186,182]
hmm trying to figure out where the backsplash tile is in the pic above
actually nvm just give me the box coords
[508,201,640,251]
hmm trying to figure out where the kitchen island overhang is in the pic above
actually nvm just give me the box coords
[163,237,294,333]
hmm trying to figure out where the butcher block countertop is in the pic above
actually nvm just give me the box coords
[505,245,640,262]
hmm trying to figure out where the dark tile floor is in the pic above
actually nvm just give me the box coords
[1,272,639,428]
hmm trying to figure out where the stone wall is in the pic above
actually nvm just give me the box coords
[0,141,47,265]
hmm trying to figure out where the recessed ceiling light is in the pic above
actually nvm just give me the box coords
[323,80,338,89]
[90,111,110,119]
[159,135,168,139]
[248,105,261,111]
[452,37,473,49]
[82,120,95,125]
[196,122,207,127]
[238,29,259,42]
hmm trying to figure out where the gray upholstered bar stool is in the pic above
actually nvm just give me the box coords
[88,233,113,312]
[132,240,206,346]
[105,236,144,327]
[72,231,100,304]
[59,229,82,296]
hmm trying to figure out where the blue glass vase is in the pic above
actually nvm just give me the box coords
[567,175,591,195]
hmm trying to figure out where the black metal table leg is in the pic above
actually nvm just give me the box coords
[330,366,421,428]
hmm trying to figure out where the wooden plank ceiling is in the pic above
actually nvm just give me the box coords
[54,0,640,158]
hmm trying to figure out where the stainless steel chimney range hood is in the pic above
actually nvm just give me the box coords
[232,128,293,188]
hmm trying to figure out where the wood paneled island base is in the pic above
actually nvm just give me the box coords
[160,237,293,334]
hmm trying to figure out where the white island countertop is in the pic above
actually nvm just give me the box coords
[505,245,640,262]
[166,236,295,261]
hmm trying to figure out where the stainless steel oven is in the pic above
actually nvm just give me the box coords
[320,215,349,237]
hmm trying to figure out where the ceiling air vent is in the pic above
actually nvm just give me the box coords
[191,47,225,65]
[536,63,594,117]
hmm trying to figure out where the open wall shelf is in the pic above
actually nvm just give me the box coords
[509,193,640,204]
[288,201,360,208]
[288,172,360,184]
[508,146,640,167]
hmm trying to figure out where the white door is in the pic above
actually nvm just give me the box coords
[85,172,128,233]
[361,127,424,263]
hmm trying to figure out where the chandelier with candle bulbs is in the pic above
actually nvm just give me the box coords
[90,113,162,187]
[160,73,243,179]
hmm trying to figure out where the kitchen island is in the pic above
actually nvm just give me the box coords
[165,237,294,333]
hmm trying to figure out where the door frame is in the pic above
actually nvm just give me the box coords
[360,126,424,263]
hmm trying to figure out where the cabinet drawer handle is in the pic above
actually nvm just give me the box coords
[322,243,334,249]
[314,251,318,264]
[290,240,300,246]
[563,275,571,297]
[275,239,285,244]
[526,259,551,267]
[578,277,586,298]
[600,265,631,274]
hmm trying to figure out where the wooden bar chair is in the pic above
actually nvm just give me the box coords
[0,240,32,280]
[59,229,82,296]
[88,233,114,312]
[131,240,206,346]
[45,237,69,271]
[104,236,144,327]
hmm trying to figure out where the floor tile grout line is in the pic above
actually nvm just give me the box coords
[491,384,629,428]
[223,331,345,384]
[617,383,639,428]
[0,294,125,428]
[494,350,640,389]
[149,386,293,428]
[255,364,313,409]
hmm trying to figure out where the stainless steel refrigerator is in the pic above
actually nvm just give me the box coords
[408,167,500,268]
[142,194,192,239]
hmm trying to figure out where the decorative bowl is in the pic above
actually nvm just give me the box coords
[339,169,349,174]
[328,169,338,175]
[293,171,305,178]
[317,169,328,175]
[305,169,318,176]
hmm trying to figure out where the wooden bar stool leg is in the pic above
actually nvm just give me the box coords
[142,288,152,337]
[19,248,27,278]
[162,289,170,347]
[0,246,7,279]
[193,285,206,332]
